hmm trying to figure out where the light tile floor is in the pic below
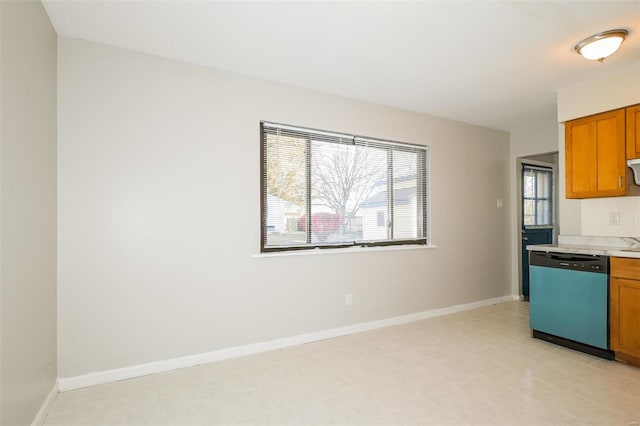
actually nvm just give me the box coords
[45,302,640,425]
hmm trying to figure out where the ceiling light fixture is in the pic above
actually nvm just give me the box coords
[574,29,628,62]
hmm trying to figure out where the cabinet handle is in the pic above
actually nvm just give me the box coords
[619,176,623,187]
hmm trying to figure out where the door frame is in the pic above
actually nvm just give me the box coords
[516,156,558,297]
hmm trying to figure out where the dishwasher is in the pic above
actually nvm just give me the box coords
[529,251,614,359]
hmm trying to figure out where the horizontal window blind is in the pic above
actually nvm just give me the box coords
[261,122,429,252]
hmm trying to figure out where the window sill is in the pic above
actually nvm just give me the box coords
[252,244,437,258]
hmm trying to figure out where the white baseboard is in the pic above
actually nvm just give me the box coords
[512,294,524,301]
[58,295,513,392]
[31,381,58,426]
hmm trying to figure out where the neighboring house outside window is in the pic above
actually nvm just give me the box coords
[261,121,429,252]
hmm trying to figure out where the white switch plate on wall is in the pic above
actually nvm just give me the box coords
[345,294,352,306]
[609,211,621,226]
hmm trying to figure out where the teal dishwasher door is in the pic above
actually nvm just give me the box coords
[530,265,608,349]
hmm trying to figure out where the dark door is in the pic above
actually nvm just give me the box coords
[522,228,553,297]
[521,164,554,298]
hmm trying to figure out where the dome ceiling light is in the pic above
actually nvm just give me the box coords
[574,29,629,62]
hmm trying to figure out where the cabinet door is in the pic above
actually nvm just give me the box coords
[565,109,626,198]
[611,256,640,280]
[566,118,596,197]
[610,276,640,359]
[627,104,640,159]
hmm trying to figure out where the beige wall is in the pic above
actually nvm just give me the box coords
[58,38,510,378]
[1,1,58,425]
[557,62,640,237]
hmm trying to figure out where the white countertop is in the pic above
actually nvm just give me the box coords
[526,236,640,259]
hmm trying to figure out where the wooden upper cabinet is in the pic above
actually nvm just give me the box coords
[565,108,626,198]
[627,104,640,159]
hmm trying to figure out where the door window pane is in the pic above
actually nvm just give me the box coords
[522,165,553,227]
[523,172,535,198]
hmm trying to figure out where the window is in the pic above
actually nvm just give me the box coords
[261,122,429,252]
[522,164,553,226]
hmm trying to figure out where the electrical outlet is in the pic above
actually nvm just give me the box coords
[497,199,504,209]
[345,293,352,306]
[609,211,621,226]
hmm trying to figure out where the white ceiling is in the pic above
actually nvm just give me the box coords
[42,0,640,131]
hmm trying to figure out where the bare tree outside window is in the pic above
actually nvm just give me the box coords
[311,141,387,221]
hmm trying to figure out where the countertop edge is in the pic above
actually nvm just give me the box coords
[527,244,640,259]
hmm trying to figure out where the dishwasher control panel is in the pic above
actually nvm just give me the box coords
[530,252,609,274]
